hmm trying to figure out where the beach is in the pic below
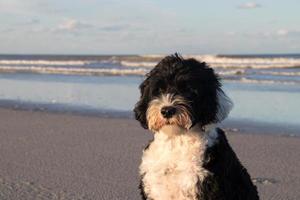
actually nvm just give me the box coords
[0,108,299,200]
[1,0,300,198]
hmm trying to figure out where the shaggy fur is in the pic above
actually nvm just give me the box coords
[134,54,259,200]
[146,94,192,131]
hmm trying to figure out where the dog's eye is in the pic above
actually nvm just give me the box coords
[151,88,159,95]
[190,88,198,95]
[151,87,164,96]
[183,87,198,97]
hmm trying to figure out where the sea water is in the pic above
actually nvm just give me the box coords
[0,54,299,134]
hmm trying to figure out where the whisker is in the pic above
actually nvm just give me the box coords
[146,93,192,131]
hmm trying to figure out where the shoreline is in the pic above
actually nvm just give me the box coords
[0,101,299,137]
[0,108,299,199]
[1,72,299,131]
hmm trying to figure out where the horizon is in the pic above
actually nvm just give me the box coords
[0,53,300,56]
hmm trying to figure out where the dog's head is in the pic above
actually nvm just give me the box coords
[134,54,233,132]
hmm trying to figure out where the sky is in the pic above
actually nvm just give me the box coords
[0,0,299,55]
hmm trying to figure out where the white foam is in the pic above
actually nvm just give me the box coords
[260,71,300,76]
[120,61,157,68]
[140,54,166,58]
[230,77,298,85]
[0,60,92,66]
[4,55,299,70]
[121,54,300,69]
[0,66,147,76]
[189,55,300,69]
[216,69,245,76]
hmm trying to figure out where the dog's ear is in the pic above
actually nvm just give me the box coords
[216,89,233,122]
[134,79,150,129]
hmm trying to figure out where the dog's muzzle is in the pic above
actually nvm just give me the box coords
[146,94,193,131]
[161,106,176,118]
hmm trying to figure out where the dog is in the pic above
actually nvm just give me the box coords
[134,54,259,200]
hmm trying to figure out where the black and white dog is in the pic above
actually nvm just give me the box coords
[134,54,259,200]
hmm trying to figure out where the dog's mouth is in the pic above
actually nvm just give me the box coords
[159,124,187,136]
[165,119,188,128]
[165,120,171,125]
[149,116,192,132]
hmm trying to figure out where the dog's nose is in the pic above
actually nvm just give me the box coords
[161,106,176,118]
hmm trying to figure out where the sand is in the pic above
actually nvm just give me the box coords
[0,108,299,200]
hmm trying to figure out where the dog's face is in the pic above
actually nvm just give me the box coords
[134,54,232,132]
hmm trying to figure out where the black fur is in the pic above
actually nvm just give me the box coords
[135,54,259,200]
[197,128,259,200]
[134,53,221,129]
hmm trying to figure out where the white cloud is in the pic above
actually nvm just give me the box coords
[238,2,261,9]
[277,29,289,36]
[276,29,300,37]
[55,19,93,32]
[232,29,300,39]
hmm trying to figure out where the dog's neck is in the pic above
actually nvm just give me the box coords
[156,123,218,147]
[158,123,216,134]
[191,123,217,132]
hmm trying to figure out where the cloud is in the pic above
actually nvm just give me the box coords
[55,19,93,33]
[231,29,300,39]
[0,18,41,34]
[276,29,288,36]
[238,2,261,9]
[276,29,300,37]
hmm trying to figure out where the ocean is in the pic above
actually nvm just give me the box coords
[0,54,299,135]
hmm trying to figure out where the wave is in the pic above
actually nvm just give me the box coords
[2,54,300,70]
[216,69,245,76]
[120,61,157,68]
[140,54,166,58]
[226,77,299,85]
[120,54,300,69]
[260,71,300,76]
[0,60,93,66]
[0,66,147,76]
[1,65,299,85]
[190,55,300,68]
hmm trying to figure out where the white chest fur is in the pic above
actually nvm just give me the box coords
[140,125,218,200]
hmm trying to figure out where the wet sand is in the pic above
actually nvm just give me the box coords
[0,108,299,200]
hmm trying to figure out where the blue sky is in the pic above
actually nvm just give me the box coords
[0,0,299,54]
